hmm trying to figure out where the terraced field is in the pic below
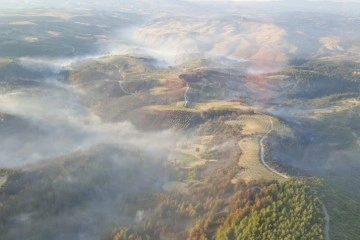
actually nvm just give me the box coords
[229,114,291,183]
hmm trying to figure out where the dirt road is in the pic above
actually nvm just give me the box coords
[259,118,289,179]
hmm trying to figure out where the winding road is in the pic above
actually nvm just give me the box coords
[183,83,190,107]
[259,118,289,179]
[112,64,131,95]
[62,44,75,55]
[118,81,131,95]
[260,116,330,240]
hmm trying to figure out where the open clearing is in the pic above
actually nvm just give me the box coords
[0,176,7,189]
[308,98,360,119]
[170,135,214,168]
[227,114,292,136]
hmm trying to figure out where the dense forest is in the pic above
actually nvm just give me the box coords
[109,177,325,240]
[281,60,360,99]
[215,181,324,240]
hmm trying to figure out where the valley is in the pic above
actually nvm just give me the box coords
[0,3,359,240]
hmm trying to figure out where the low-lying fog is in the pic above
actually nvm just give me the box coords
[0,0,359,167]
[1,1,360,239]
[0,58,177,167]
[1,0,359,180]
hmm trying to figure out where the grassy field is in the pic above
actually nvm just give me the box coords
[146,101,258,114]
[0,176,7,189]
[171,151,201,168]
[193,101,258,112]
[145,104,197,112]
[228,114,292,136]
[176,136,213,159]
[0,58,13,64]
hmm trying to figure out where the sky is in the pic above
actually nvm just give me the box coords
[0,0,359,11]
[185,0,360,1]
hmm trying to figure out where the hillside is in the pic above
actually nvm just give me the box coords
[0,4,360,240]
